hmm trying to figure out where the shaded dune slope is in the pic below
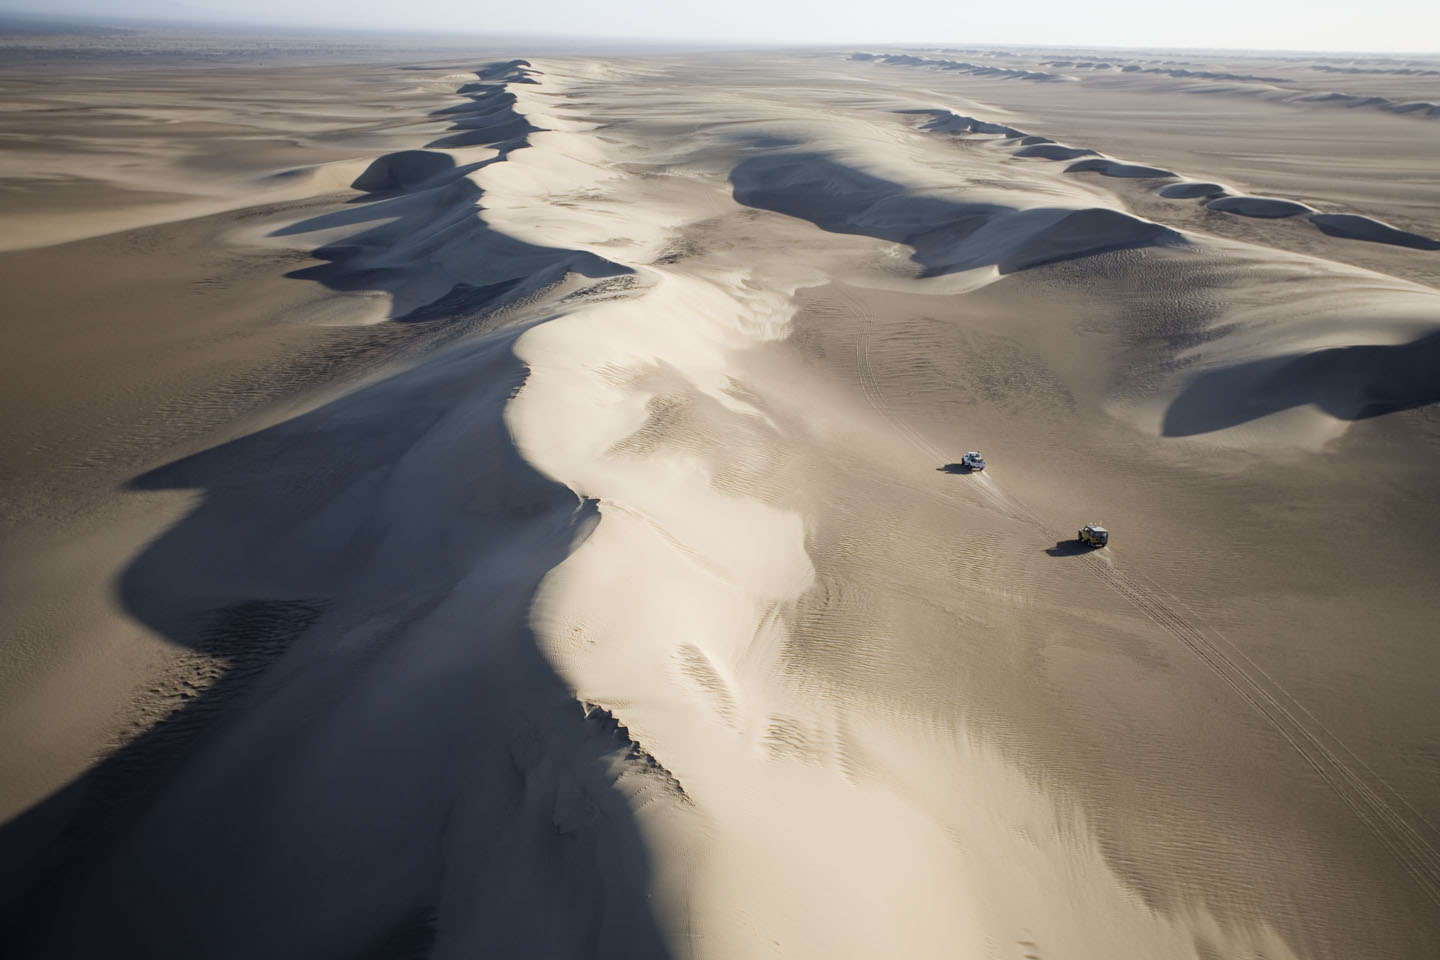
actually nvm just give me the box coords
[1066,157,1178,179]
[273,63,629,322]
[1159,181,1229,199]
[1164,330,1440,435]
[730,152,1184,275]
[1013,142,1099,160]
[904,107,1440,250]
[1205,195,1315,218]
[1310,214,1440,250]
[276,164,627,322]
[1290,90,1440,118]
[853,52,1065,83]
[732,135,1440,447]
[0,60,674,959]
[0,327,675,960]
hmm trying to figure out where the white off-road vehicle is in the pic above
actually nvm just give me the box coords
[960,451,986,471]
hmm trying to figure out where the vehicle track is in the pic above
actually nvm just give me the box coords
[837,283,1440,907]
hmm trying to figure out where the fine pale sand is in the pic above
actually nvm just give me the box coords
[2,36,1439,960]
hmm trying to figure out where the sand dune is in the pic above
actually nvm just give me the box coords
[901,97,1440,252]
[859,52,1068,82]
[2,40,1440,960]
[867,47,1440,119]
[275,152,629,320]
[427,81,541,148]
[899,107,1027,137]
[1311,212,1440,249]
[1158,180,1229,198]
[349,149,462,192]
[1294,90,1440,116]
[1165,328,1440,434]
[1205,194,1317,217]
[269,66,629,322]
[730,152,1185,274]
[1013,141,1099,160]
[1312,64,1440,77]
[1065,157,1179,178]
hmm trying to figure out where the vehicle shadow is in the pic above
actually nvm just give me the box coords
[938,462,976,474]
[1046,539,1093,557]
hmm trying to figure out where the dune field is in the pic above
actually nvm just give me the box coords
[1,35,1439,959]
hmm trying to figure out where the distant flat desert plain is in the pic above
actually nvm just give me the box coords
[1,27,1438,960]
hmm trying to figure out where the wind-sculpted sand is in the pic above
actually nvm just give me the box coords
[1,40,1438,960]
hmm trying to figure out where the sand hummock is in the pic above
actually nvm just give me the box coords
[2,34,1439,960]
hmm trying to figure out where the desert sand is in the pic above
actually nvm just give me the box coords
[1,31,1439,960]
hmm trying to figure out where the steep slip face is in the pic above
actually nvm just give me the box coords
[0,60,678,960]
[4,328,679,960]
[729,151,1185,275]
[896,103,1440,257]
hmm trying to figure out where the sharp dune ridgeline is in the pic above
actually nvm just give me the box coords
[1,34,1439,960]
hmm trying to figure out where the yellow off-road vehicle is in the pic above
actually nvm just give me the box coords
[1077,524,1109,548]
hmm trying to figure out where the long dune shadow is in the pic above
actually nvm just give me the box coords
[1,58,672,959]
[274,162,627,323]
[1308,213,1440,251]
[0,326,676,959]
[729,152,1185,276]
[1163,330,1440,435]
[269,59,628,325]
[430,60,541,150]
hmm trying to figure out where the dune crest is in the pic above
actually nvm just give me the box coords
[902,104,1440,251]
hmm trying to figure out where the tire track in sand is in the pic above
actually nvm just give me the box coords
[837,282,1440,907]
[843,287,1034,524]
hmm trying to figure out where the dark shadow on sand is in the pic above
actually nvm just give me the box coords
[0,325,676,960]
[1163,330,1440,436]
[0,59,671,960]
[938,462,978,474]
[1309,213,1440,251]
[274,163,627,324]
[1045,540,1094,557]
[265,65,629,326]
[730,152,1185,276]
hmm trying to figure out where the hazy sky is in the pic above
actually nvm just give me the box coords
[7,0,1440,54]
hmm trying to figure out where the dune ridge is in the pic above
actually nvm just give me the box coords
[859,50,1440,119]
[854,52,1067,83]
[1291,90,1440,117]
[729,151,1186,275]
[1311,65,1440,77]
[1041,60,1293,83]
[270,62,630,322]
[0,58,681,959]
[903,106,1440,250]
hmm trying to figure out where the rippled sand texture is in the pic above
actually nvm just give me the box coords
[2,42,1439,960]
